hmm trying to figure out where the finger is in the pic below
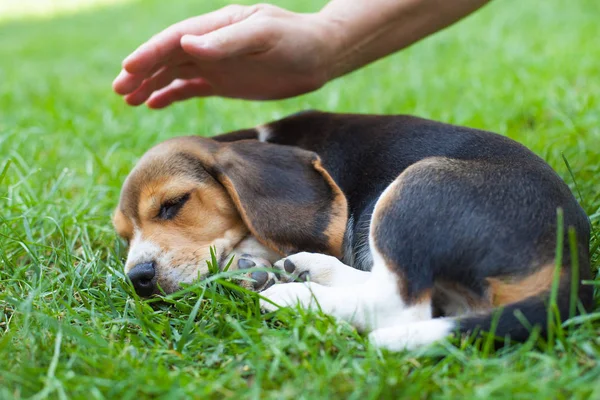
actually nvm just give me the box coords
[123,5,257,75]
[145,79,214,109]
[180,18,275,61]
[124,64,200,106]
[114,53,193,95]
[113,69,146,95]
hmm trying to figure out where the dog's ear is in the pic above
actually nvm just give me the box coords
[212,140,347,257]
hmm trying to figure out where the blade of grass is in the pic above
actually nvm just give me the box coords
[176,294,204,353]
[568,227,580,319]
[0,159,11,186]
[563,153,599,244]
[547,208,564,347]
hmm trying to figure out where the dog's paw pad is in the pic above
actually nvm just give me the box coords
[233,254,279,292]
[238,258,256,269]
[284,259,296,273]
[274,254,314,283]
[251,271,269,290]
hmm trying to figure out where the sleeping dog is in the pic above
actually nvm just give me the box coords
[113,111,592,350]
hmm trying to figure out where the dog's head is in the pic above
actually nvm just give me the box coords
[113,134,347,296]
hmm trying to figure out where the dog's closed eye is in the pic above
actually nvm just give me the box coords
[158,193,191,220]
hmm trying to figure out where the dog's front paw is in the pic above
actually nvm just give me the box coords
[235,254,279,292]
[273,252,339,285]
[259,282,317,312]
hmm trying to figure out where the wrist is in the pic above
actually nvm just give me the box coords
[296,11,347,86]
[311,10,350,81]
[315,1,414,79]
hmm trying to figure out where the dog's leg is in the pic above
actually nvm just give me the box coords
[367,319,455,351]
[260,165,467,349]
[272,252,371,286]
[260,246,432,332]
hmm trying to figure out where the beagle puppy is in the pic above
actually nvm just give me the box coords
[114,111,592,350]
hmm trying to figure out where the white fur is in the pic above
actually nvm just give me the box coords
[259,178,457,350]
[260,228,433,333]
[125,228,206,289]
[260,246,421,332]
[256,125,272,142]
[274,252,370,286]
[229,236,281,266]
[124,229,163,273]
[368,319,455,351]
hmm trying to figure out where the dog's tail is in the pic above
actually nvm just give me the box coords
[456,260,593,342]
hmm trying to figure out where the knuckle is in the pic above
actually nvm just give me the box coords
[222,3,278,23]
[250,3,277,14]
[222,4,245,13]
[147,41,162,59]
[222,4,248,24]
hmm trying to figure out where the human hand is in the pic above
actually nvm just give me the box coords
[112,4,338,108]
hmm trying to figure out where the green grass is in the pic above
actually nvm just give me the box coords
[1,0,600,398]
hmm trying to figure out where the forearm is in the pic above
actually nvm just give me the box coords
[318,0,491,79]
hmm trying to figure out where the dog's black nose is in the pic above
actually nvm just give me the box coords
[127,262,156,297]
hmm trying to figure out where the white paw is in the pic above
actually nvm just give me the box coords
[259,282,318,312]
[368,319,454,351]
[274,252,361,286]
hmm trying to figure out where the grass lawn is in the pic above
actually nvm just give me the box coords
[1,0,600,398]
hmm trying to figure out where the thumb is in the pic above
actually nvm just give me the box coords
[180,19,276,60]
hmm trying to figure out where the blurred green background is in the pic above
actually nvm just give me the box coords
[1,0,599,398]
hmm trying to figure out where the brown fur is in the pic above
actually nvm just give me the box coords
[115,131,348,294]
[136,183,245,253]
[487,264,559,307]
[112,209,133,243]
[313,159,348,258]
[114,138,250,292]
